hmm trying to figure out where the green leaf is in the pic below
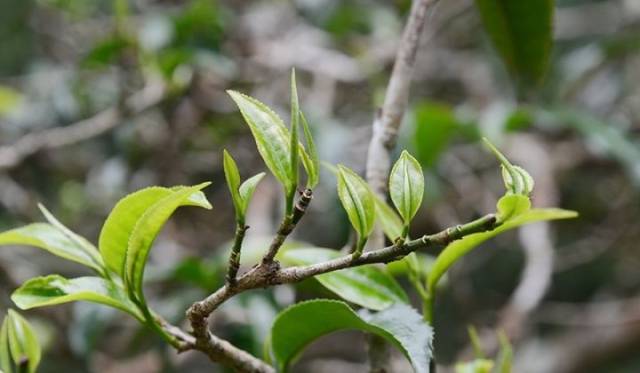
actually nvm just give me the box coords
[4,310,41,373]
[0,223,103,273]
[227,90,293,194]
[483,138,525,195]
[239,173,266,214]
[270,300,432,373]
[496,195,530,223]
[427,205,577,294]
[125,183,211,299]
[281,248,408,310]
[223,150,243,220]
[336,165,375,253]
[455,359,494,373]
[37,204,105,273]
[300,113,320,188]
[373,194,404,241]
[99,185,211,279]
[11,275,143,321]
[389,151,424,226]
[0,317,10,373]
[289,69,300,200]
[475,0,554,85]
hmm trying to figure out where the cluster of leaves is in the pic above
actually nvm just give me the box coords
[0,72,576,372]
[0,310,40,373]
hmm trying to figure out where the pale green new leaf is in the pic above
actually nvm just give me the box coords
[289,69,300,196]
[336,165,375,245]
[300,113,319,188]
[389,151,424,225]
[0,223,103,273]
[239,173,266,213]
[373,194,404,241]
[281,248,408,310]
[125,183,212,298]
[228,90,293,194]
[100,185,211,280]
[455,359,494,373]
[5,310,40,373]
[0,317,10,373]
[38,204,105,273]
[223,150,243,220]
[270,300,432,373]
[11,275,143,321]
[427,204,577,294]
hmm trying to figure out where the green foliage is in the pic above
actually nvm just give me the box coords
[427,199,577,295]
[483,138,534,196]
[12,275,143,321]
[336,165,376,255]
[373,194,404,241]
[228,90,295,196]
[0,310,41,373]
[124,183,211,300]
[475,0,554,86]
[289,69,300,208]
[389,150,424,231]
[0,222,105,275]
[223,150,265,224]
[300,113,320,188]
[455,359,494,373]
[270,300,432,372]
[281,248,408,310]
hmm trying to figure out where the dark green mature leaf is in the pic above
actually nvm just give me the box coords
[475,0,554,85]
[281,248,408,310]
[270,300,432,373]
[336,165,375,252]
[389,151,424,226]
[11,275,143,321]
[427,204,577,294]
[0,223,103,274]
[125,183,211,298]
[228,90,293,194]
[300,113,320,188]
[3,310,41,373]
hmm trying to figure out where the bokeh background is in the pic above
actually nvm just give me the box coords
[1,0,639,372]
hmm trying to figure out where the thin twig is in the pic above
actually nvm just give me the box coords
[181,213,498,371]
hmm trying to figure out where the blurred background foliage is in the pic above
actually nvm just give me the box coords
[0,0,639,372]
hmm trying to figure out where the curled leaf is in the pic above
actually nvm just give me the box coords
[336,165,375,253]
[389,150,424,227]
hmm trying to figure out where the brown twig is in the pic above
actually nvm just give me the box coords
[181,213,498,372]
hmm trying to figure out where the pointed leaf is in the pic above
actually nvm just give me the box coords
[270,300,432,373]
[5,310,40,373]
[475,0,554,85]
[0,318,10,373]
[483,138,524,195]
[223,150,243,220]
[0,223,103,273]
[389,151,424,225]
[289,69,300,196]
[300,113,319,188]
[37,205,105,275]
[99,185,211,279]
[125,183,211,298]
[281,248,408,310]
[427,206,577,294]
[11,275,143,321]
[239,172,266,214]
[373,194,404,241]
[227,90,293,193]
[336,165,375,244]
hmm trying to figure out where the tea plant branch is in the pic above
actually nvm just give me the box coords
[0,79,166,170]
[184,213,498,370]
[261,188,313,263]
[365,0,436,205]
